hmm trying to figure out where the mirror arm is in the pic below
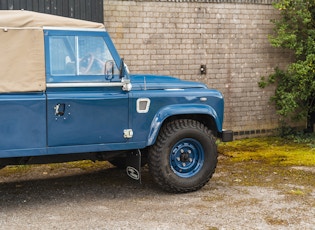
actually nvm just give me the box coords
[119,58,125,79]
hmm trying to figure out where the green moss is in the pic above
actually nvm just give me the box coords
[0,160,111,178]
[215,137,315,193]
[218,137,315,166]
[288,189,305,195]
[2,165,33,174]
[63,160,111,170]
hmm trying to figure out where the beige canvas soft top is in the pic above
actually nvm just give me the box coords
[0,10,105,93]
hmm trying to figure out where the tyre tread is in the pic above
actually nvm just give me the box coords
[148,119,217,193]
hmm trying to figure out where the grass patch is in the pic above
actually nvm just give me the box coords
[218,137,315,166]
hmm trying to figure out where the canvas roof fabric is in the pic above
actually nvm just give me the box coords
[0,10,105,93]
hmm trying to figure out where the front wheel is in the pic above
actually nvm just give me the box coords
[148,119,218,193]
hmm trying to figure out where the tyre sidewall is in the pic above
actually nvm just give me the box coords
[158,126,217,190]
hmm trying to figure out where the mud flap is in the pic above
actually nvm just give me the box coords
[126,149,141,184]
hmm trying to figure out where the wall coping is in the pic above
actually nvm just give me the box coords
[123,0,275,5]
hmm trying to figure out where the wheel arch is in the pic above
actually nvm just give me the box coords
[146,104,221,146]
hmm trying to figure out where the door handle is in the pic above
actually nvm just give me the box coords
[54,103,65,116]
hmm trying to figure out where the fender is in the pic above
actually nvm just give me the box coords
[146,104,222,146]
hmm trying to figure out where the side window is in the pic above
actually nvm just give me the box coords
[78,37,118,76]
[49,36,76,76]
[48,35,118,81]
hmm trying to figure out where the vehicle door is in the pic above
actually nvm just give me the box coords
[45,30,129,147]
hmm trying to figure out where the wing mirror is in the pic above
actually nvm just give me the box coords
[104,60,114,80]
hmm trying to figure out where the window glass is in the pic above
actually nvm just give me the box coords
[49,36,76,76]
[48,35,118,80]
[77,36,118,76]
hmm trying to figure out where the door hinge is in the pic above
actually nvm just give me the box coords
[123,129,133,139]
[122,78,132,91]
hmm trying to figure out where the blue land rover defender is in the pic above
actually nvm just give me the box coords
[0,11,232,193]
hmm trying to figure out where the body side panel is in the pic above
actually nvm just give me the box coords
[0,93,47,157]
[46,87,129,147]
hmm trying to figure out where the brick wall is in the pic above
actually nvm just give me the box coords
[104,0,294,137]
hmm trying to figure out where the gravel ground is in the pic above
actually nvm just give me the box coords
[0,155,314,230]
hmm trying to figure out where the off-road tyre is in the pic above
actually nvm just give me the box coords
[148,119,218,193]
